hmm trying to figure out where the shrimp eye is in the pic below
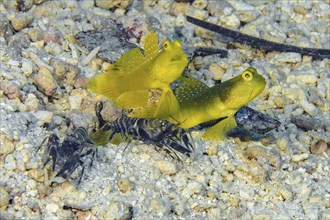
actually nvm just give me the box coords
[242,70,253,81]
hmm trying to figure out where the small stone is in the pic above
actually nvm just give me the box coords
[23,51,54,72]
[277,138,288,152]
[25,158,39,170]
[278,186,292,201]
[17,103,27,112]
[17,0,34,11]
[81,46,101,66]
[68,96,82,110]
[0,185,9,210]
[207,143,218,156]
[170,3,190,16]
[182,181,204,197]
[17,160,26,172]
[311,140,328,155]
[0,137,15,156]
[291,153,309,162]
[46,203,59,213]
[24,93,39,111]
[185,7,209,20]
[208,207,221,219]
[30,40,45,48]
[209,63,225,80]
[44,42,63,55]
[300,98,318,116]
[73,76,88,89]
[21,60,34,76]
[49,58,78,86]
[149,199,169,215]
[33,110,53,125]
[235,10,259,23]
[69,110,94,129]
[10,12,34,31]
[33,67,56,96]
[293,5,308,15]
[52,115,63,125]
[0,82,20,99]
[275,52,302,63]
[245,146,282,168]
[207,1,233,17]
[155,160,177,175]
[4,156,16,171]
[291,115,316,131]
[240,24,260,37]
[117,178,132,193]
[27,179,37,190]
[95,0,132,10]
[43,31,62,44]
[219,14,241,29]
[114,8,125,16]
[192,0,207,10]
[28,169,44,182]
[105,203,120,219]
[27,29,44,42]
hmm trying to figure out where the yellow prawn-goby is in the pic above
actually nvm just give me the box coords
[87,32,188,117]
[132,67,266,141]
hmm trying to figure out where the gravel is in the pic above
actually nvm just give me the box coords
[0,0,329,219]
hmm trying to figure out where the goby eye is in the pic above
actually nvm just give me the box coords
[163,41,169,49]
[242,71,253,81]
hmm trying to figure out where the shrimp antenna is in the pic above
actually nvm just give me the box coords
[167,114,187,126]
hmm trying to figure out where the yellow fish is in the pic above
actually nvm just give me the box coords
[87,32,188,117]
[133,67,266,140]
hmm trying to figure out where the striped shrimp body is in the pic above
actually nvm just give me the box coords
[108,116,194,159]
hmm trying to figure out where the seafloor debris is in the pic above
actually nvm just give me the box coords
[187,15,330,59]
[310,140,328,155]
[38,127,97,185]
[91,102,194,159]
[185,46,228,60]
[75,29,137,62]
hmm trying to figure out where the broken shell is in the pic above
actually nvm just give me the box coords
[310,140,328,155]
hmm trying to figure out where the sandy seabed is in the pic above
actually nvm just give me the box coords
[0,0,329,219]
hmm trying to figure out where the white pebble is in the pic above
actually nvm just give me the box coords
[220,14,241,29]
[17,160,26,172]
[299,98,318,116]
[0,138,15,155]
[192,0,208,10]
[185,7,209,20]
[0,185,9,208]
[69,96,82,110]
[21,60,34,76]
[155,160,177,175]
[81,46,101,66]
[182,181,204,197]
[46,203,59,213]
[291,153,309,162]
[27,179,37,190]
[24,93,39,112]
[23,51,54,72]
[275,52,302,63]
[33,110,53,125]
[4,161,16,171]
